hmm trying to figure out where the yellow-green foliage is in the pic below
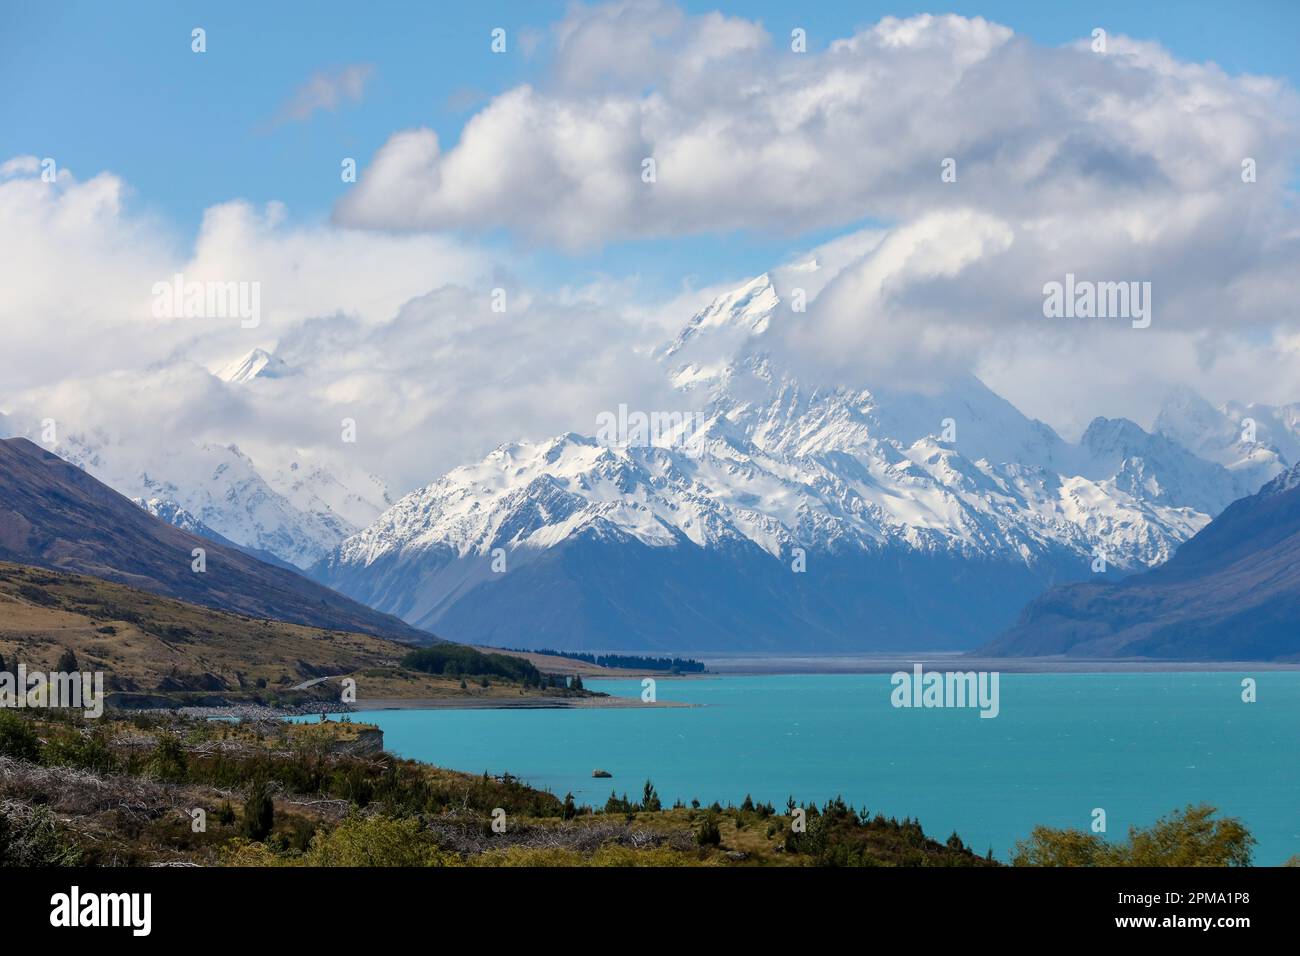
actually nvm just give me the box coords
[223,815,460,867]
[305,815,458,867]
[222,839,294,867]
[470,845,715,867]
[1012,804,1254,867]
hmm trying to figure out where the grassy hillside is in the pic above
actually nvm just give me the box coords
[0,562,597,704]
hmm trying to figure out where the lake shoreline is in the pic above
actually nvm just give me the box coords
[339,671,1300,866]
[351,695,695,711]
[698,655,1300,675]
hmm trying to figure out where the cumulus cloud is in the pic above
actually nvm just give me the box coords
[0,161,491,395]
[329,3,1300,410]
[4,4,1300,502]
[0,158,685,494]
[335,6,1300,245]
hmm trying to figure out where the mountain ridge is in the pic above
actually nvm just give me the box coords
[979,463,1300,661]
[312,274,1278,652]
[0,437,434,644]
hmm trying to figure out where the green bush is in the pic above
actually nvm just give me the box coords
[43,728,117,773]
[696,813,722,847]
[144,733,188,782]
[0,806,81,866]
[305,814,452,867]
[1012,805,1254,867]
[241,779,275,842]
[0,711,41,762]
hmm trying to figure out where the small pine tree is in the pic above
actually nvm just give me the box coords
[145,734,188,782]
[696,813,722,847]
[241,779,275,842]
[641,779,661,812]
[55,648,79,673]
[562,792,577,820]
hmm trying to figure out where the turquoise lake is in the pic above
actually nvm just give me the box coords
[312,673,1300,864]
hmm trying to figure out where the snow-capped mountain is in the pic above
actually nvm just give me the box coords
[1075,416,1250,516]
[984,462,1300,661]
[4,342,391,569]
[215,347,292,384]
[267,459,392,536]
[313,274,1260,652]
[1153,386,1293,491]
[51,433,362,569]
[132,495,300,570]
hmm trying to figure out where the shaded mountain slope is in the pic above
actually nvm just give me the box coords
[0,438,433,643]
[981,466,1300,660]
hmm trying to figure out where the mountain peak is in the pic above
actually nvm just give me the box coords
[665,274,779,357]
[215,348,290,384]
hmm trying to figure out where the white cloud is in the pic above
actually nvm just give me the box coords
[0,158,681,495]
[274,63,374,124]
[0,162,491,394]
[329,4,1300,410]
[335,7,1300,248]
[4,4,1300,503]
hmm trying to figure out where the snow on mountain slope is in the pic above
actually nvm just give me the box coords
[53,433,355,569]
[315,274,1249,650]
[1153,386,1290,491]
[266,457,392,535]
[4,345,387,569]
[215,347,292,383]
[1076,416,1246,516]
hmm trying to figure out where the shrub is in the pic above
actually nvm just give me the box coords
[43,728,117,773]
[144,734,188,782]
[241,779,275,842]
[305,815,452,867]
[0,806,81,866]
[641,779,662,812]
[1012,805,1254,867]
[696,813,722,847]
[0,711,41,762]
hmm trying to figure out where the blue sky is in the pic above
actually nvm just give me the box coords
[3,0,1298,294]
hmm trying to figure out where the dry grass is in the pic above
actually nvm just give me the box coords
[0,562,611,701]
